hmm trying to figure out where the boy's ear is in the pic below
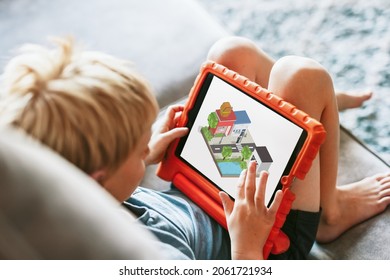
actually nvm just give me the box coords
[89,169,107,184]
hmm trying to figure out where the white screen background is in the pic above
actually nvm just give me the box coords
[180,76,303,204]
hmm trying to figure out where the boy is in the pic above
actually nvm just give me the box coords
[0,37,281,260]
[1,36,389,259]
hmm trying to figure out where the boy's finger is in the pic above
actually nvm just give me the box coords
[168,104,185,112]
[236,168,247,200]
[268,190,283,216]
[173,111,183,124]
[245,161,257,204]
[254,170,268,207]
[164,105,183,127]
[165,104,185,119]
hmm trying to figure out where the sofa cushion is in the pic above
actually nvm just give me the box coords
[309,127,390,259]
[0,127,163,259]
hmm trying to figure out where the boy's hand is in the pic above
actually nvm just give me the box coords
[219,161,283,260]
[145,104,188,166]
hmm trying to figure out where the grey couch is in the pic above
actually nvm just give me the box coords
[0,0,389,259]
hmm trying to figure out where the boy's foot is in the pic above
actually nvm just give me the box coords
[336,90,372,111]
[316,172,390,243]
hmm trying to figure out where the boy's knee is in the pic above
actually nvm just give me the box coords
[269,56,334,110]
[208,36,258,60]
[272,55,331,85]
[207,36,260,80]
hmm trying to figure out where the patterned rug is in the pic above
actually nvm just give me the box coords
[198,0,390,163]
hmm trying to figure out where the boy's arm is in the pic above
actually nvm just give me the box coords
[145,104,188,166]
[219,161,283,260]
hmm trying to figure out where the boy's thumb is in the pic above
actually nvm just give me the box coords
[164,127,189,142]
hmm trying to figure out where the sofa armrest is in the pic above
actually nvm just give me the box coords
[0,127,164,259]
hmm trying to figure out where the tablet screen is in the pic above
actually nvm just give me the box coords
[176,73,307,206]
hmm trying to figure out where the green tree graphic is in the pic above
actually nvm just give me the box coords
[208,112,218,129]
[240,161,248,170]
[222,146,233,160]
[241,145,252,161]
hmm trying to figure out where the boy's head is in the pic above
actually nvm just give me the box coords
[0,37,159,200]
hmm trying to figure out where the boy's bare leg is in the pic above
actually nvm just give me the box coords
[208,36,390,243]
[267,55,338,221]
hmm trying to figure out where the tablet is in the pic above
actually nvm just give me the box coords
[176,73,307,206]
[157,61,326,258]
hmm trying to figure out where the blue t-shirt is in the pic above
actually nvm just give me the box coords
[123,187,231,260]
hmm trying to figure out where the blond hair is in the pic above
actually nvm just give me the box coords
[0,37,159,174]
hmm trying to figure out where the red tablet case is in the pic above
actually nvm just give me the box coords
[157,61,326,259]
